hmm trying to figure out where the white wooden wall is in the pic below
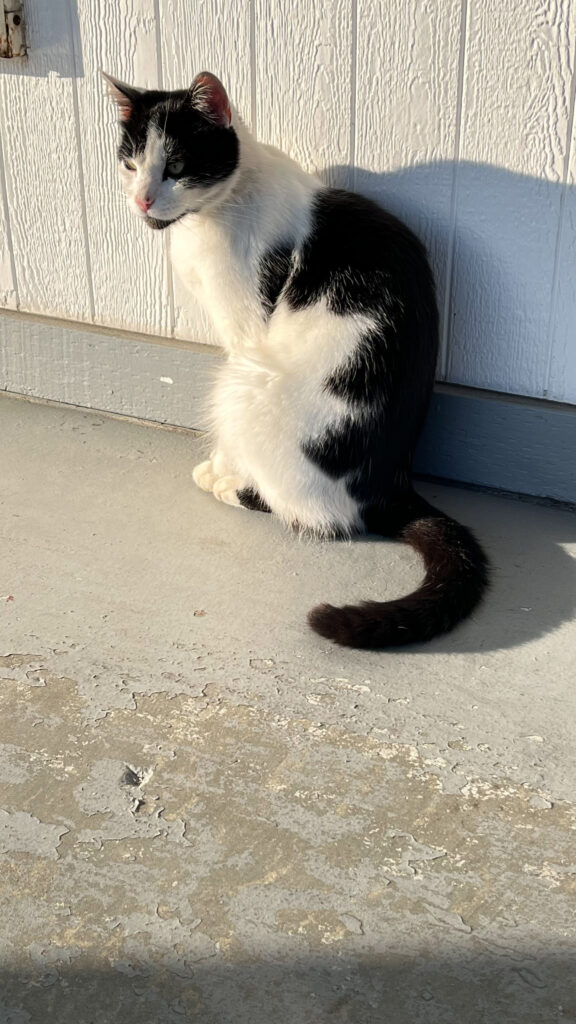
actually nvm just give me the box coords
[0,0,575,403]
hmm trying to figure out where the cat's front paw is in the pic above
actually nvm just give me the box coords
[192,459,217,492]
[213,476,244,506]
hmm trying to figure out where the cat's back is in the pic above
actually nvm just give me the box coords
[305,187,425,258]
[285,187,437,318]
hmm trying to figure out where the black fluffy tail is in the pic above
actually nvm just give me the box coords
[308,491,489,649]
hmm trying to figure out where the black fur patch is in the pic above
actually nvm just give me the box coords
[285,189,434,315]
[258,245,294,318]
[301,418,369,479]
[118,89,239,189]
[295,188,438,505]
[237,487,271,513]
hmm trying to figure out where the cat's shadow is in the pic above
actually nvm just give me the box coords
[389,481,575,655]
[236,476,576,658]
[329,482,576,656]
[317,161,576,655]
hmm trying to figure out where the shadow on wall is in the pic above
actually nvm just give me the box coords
[326,160,573,399]
[1,951,575,1023]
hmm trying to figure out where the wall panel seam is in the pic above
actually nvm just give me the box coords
[66,0,95,322]
[249,0,257,136]
[349,0,358,191]
[543,28,576,397]
[441,0,469,380]
[0,91,19,309]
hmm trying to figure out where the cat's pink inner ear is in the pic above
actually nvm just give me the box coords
[102,72,137,122]
[191,71,231,127]
[113,93,133,123]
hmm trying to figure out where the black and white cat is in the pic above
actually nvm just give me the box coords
[105,70,489,649]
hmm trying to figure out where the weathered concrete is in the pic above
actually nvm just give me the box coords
[1,393,575,1023]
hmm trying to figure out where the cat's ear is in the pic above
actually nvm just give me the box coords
[101,71,144,122]
[189,71,231,128]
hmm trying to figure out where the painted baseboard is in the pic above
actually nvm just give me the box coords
[0,308,218,428]
[414,387,575,505]
[1,309,575,505]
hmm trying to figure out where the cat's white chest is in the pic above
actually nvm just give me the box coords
[171,217,265,350]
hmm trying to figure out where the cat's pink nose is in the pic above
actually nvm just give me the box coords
[136,195,153,212]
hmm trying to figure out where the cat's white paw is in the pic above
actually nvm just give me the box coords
[213,476,244,506]
[192,459,217,492]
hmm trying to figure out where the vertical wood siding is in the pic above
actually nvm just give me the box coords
[447,0,575,399]
[354,0,463,377]
[0,0,91,321]
[73,0,171,336]
[0,0,574,402]
[254,0,353,185]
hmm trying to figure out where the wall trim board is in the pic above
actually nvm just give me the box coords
[0,308,220,429]
[1,310,574,505]
[414,388,575,506]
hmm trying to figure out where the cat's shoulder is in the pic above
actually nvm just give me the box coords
[307,187,425,256]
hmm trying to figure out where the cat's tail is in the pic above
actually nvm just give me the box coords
[308,490,489,649]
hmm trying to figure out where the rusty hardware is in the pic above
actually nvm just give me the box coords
[1,1,26,58]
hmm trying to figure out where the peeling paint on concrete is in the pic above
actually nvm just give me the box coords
[0,810,69,860]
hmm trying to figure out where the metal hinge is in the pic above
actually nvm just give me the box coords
[1,1,26,58]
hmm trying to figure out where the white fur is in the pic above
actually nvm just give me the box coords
[122,111,375,535]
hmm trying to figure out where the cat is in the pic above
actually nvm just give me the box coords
[105,69,489,649]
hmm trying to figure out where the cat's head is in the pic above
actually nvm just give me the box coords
[103,71,240,229]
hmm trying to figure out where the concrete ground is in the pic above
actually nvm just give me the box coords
[1,392,575,1024]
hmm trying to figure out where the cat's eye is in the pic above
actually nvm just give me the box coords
[166,158,184,177]
[123,158,137,172]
